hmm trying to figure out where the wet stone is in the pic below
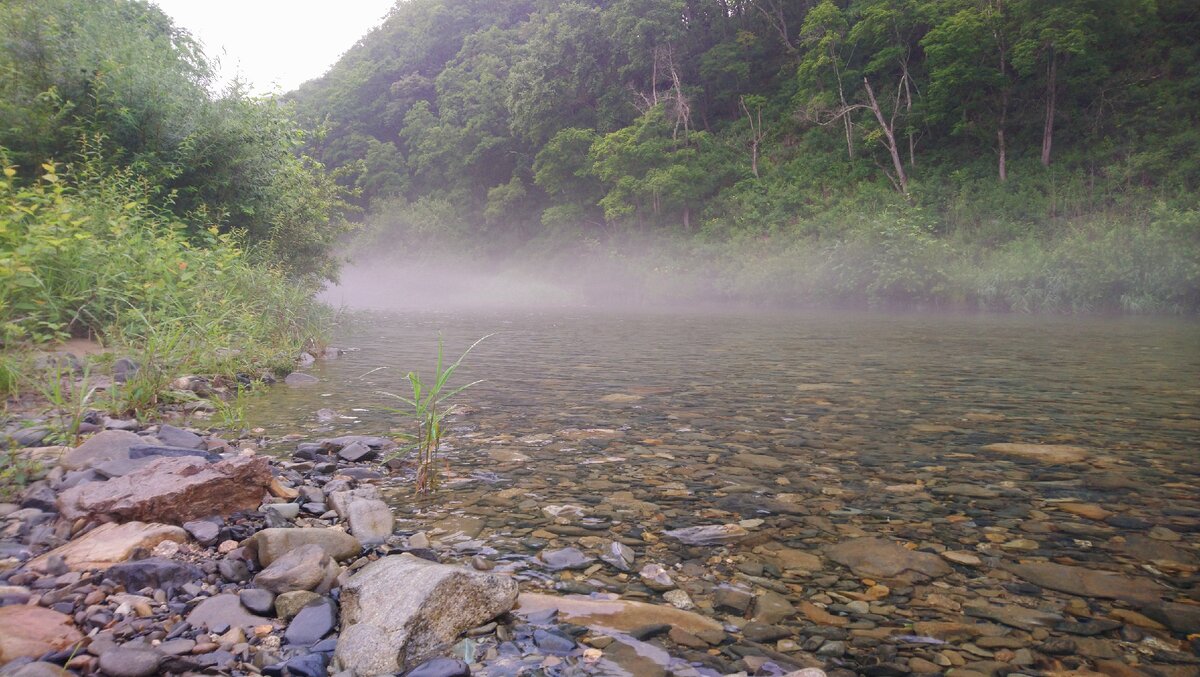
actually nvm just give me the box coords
[537,547,594,570]
[406,657,471,677]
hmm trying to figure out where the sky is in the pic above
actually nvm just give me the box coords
[151,0,396,94]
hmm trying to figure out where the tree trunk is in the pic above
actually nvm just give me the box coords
[834,59,853,159]
[1041,49,1056,167]
[863,77,908,197]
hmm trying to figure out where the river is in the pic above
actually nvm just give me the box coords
[246,310,1200,675]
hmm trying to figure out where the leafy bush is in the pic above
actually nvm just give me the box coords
[0,158,330,375]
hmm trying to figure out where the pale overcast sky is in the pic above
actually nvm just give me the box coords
[152,1,396,94]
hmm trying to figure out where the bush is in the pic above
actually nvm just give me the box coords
[0,158,330,375]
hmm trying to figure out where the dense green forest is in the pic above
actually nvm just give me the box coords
[295,0,1200,312]
[0,0,342,393]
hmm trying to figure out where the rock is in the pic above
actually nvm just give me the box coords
[753,590,797,624]
[3,661,73,677]
[768,548,823,572]
[338,442,377,463]
[261,503,300,520]
[663,590,694,610]
[537,547,594,570]
[318,435,396,451]
[26,522,187,572]
[963,602,1062,630]
[327,486,383,520]
[1141,601,1200,634]
[346,499,394,547]
[112,357,139,383]
[154,424,204,450]
[238,588,275,616]
[57,455,271,524]
[335,553,518,675]
[1002,561,1162,605]
[407,658,471,677]
[941,551,983,567]
[61,430,143,470]
[662,524,749,545]
[1120,534,1197,564]
[183,520,220,546]
[186,593,271,631]
[980,443,1088,464]
[639,563,676,591]
[516,593,724,636]
[733,453,788,471]
[714,586,755,613]
[284,372,319,386]
[276,591,321,620]
[0,606,83,663]
[600,541,636,571]
[254,543,338,594]
[799,601,848,627]
[243,528,362,567]
[218,558,251,582]
[127,445,219,462]
[825,538,952,581]
[106,558,202,596]
[285,597,337,646]
[97,646,162,677]
[1058,503,1111,521]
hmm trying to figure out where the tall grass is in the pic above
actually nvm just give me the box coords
[1,155,332,405]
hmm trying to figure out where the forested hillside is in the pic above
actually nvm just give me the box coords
[294,0,1200,312]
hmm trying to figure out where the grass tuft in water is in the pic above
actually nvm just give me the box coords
[381,334,491,494]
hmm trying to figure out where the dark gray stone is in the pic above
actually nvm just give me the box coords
[239,588,275,616]
[97,646,162,677]
[183,519,220,546]
[285,598,338,646]
[106,558,202,596]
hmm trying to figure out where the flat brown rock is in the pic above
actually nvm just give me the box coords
[57,455,270,524]
[825,537,952,581]
[1003,561,1162,605]
[515,593,723,636]
[981,443,1088,464]
[0,606,84,663]
[26,521,187,572]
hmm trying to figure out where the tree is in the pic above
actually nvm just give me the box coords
[924,0,1017,181]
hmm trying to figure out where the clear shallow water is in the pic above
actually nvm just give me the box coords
[248,310,1199,470]
[245,310,1200,675]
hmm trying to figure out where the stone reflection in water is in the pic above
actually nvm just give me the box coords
[250,311,1200,676]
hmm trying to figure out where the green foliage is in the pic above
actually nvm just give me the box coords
[0,159,331,383]
[0,449,41,500]
[382,335,490,494]
[0,0,348,280]
[290,0,1200,313]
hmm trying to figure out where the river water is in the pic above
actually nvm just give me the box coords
[246,310,1200,676]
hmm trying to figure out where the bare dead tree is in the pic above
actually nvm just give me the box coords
[862,76,909,197]
[663,44,693,141]
[750,0,800,53]
[739,95,765,178]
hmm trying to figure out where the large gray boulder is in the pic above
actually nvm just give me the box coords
[335,554,518,675]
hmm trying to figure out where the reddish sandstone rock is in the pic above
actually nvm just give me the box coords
[57,455,270,524]
[0,606,84,664]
